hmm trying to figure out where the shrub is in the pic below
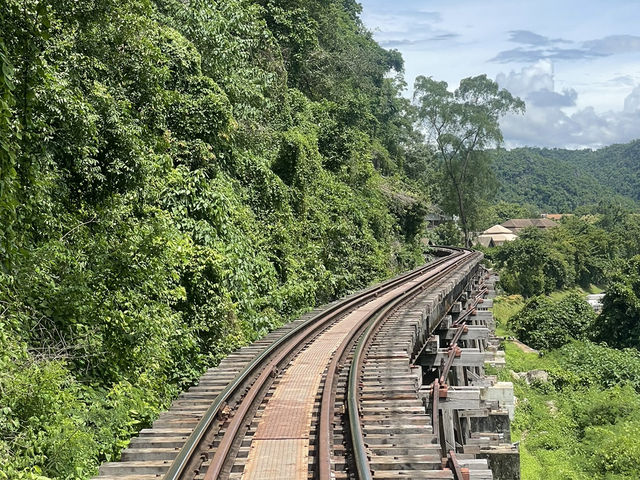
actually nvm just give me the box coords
[509,293,596,351]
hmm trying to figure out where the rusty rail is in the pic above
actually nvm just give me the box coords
[448,449,469,480]
[165,247,469,479]
[425,278,488,480]
[319,250,470,478]
[346,250,476,480]
[440,291,485,385]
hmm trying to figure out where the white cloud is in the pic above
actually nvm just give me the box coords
[497,61,577,107]
[360,0,640,148]
[497,63,640,148]
[496,60,555,96]
[361,8,459,52]
[584,35,640,55]
[624,85,640,113]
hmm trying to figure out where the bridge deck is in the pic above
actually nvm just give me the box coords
[94,255,517,480]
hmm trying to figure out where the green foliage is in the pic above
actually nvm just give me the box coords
[550,342,640,391]
[509,343,640,479]
[0,37,19,262]
[493,228,564,296]
[0,0,434,477]
[0,325,165,479]
[272,126,322,214]
[491,294,525,336]
[592,255,640,349]
[491,145,640,212]
[490,212,640,297]
[498,298,640,480]
[430,221,463,247]
[509,293,596,351]
[414,75,524,245]
[537,141,640,204]
[580,419,640,478]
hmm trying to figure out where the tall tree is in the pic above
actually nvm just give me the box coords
[414,75,524,246]
[592,255,640,349]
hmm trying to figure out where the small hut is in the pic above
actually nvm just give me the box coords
[476,225,517,247]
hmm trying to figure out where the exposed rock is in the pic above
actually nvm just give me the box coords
[546,400,557,414]
[526,369,549,384]
[510,369,549,385]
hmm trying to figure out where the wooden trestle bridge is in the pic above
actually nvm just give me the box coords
[94,247,518,480]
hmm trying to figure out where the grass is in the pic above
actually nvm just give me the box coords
[495,307,579,480]
[493,290,640,480]
[584,284,604,294]
[492,294,524,337]
[499,341,542,372]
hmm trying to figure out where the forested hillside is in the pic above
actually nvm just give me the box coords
[491,141,640,212]
[540,140,640,202]
[0,1,433,477]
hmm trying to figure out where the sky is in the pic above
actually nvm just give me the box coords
[359,0,640,149]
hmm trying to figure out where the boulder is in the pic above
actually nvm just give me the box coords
[525,369,549,384]
[510,369,549,385]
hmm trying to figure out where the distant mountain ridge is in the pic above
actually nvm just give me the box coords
[491,139,640,212]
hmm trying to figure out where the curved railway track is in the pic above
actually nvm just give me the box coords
[96,247,500,480]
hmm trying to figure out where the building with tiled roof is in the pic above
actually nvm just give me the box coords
[501,218,557,234]
[543,213,573,221]
[475,225,517,247]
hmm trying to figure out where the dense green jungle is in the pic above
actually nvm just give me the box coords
[485,211,640,479]
[491,141,640,212]
[3,1,640,479]
[0,1,441,477]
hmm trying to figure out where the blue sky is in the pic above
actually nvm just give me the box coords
[359,0,640,148]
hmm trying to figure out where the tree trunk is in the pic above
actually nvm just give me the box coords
[454,180,469,247]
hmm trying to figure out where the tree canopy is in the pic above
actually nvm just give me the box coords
[490,211,640,297]
[592,256,640,350]
[0,1,436,477]
[414,75,524,245]
[491,143,640,212]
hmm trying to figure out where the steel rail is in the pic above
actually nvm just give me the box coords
[204,315,336,480]
[448,449,466,480]
[164,247,464,480]
[475,287,488,301]
[346,250,478,480]
[439,326,465,385]
[452,294,482,327]
[318,251,468,478]
[317,314,370,479]
[207,250,466,479]
[440,292,486,385]
[432,282,487,475]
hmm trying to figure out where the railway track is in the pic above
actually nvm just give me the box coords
[96,247,507,480]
